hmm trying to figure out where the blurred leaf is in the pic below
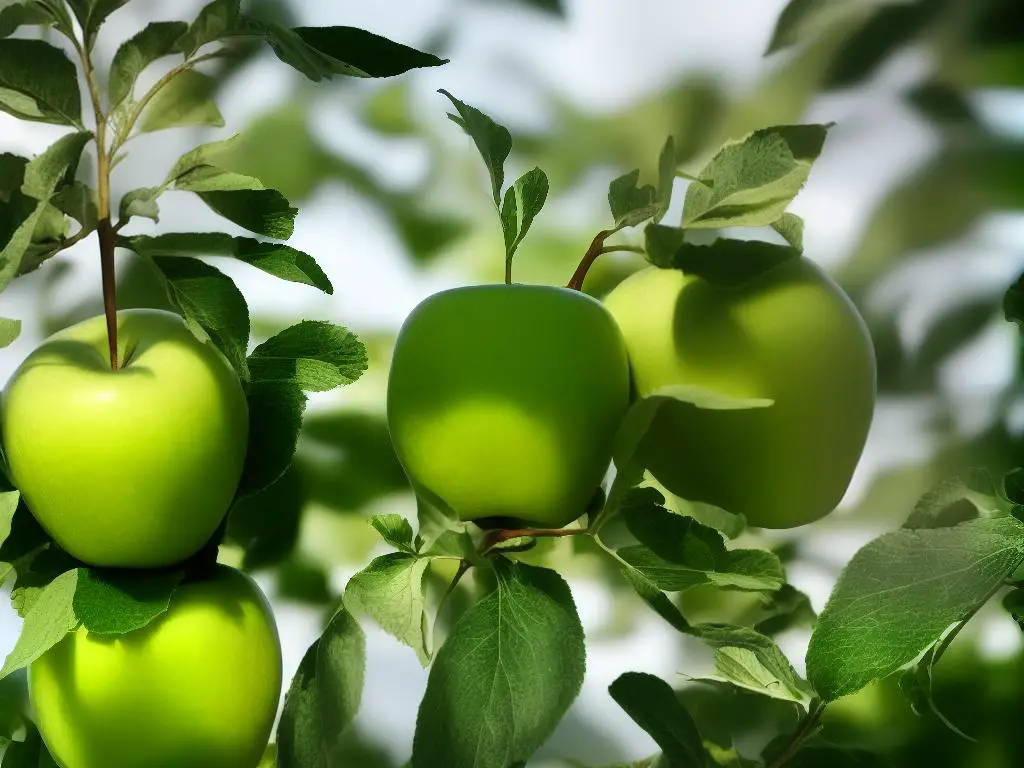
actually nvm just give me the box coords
[276,558,332,605]
[146,255,250,378]
[139,70,225,133]
[346,553,431,665]
[0,317,19,348]
[197,189,297,239]
[175,0,238,57]
[72,567,184,635]
[227,464,305,570]
[124,232,332,293]
[292,26,447,77]
[248,321,367,392]
[673,239,800,287]
[902,470,1004,530]
[898,642,973,741]
[754,584,817,637]
[108,20,189,107]
[439,89,512,207]
[0,569,78,679]
[277,604,365,768]
[65,0,129,50]
[806,516,1024,702]
[904,81,977,126]
[0,38,80,125]
[914,297,997,375]
[411,560,585,768]
[238,381,307,498]
[609,672,708,767]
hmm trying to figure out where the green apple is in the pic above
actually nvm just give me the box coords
[603,258,875,528]
[387,284,630,528]
[0,309,248,567]
[29,565,282,768]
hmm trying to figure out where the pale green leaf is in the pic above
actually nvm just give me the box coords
[0,317,20,348]
[139,70,224,133]
[248,321,367,392]
[346,553,431,665]
[108,21,189,107]
[0,569,79,678]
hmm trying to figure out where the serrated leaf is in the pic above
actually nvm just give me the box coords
[147,255,250,378]
[682,125,831,229]
[277,604,366,768]
[609,672,708,767]
[198,189,297,239]
[345,553,431,665]
[118,187,160,223]
[72,567,185,635]
[771,212,804,251]
[438,89,512,207]
[695,625,815,708]
[411,560,585,768]
[0,569,78,679]
[608,169,658,229]
[806,516,1024,702]
[248,321,367,392]
[227,465,304,570]
[139,70,224,133]
[0,317,19,348]
[51,181,96,230]
[673,239,801,287]
[500,166,548,262]
[65,0,129,49]
[369,514,415,553]
[0,39,81,125]
[238,381,306,498]
[176,0,238,57]
[123,232,332,293]
[108,20,189,107]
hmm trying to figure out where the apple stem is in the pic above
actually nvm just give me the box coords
[98,218,119,370]
[479,526,588,555]
[567,227,639,291]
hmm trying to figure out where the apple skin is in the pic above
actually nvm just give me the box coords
[387,284,631,528]
[603,258,876,529]
[29,565,282,768]
[0,309,248,567]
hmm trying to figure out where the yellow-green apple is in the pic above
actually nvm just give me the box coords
[603,257,875,528]
[29,565,282,768]
[387,284,630,528]
[0,309,248,566]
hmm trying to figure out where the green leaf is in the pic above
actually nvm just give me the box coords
[118,187,160,224]
[65,0,129,50]
[108,20,189,107]
[277,604,366,768]
[609,672,708,767]
[0,490,18,546]
[897,642,973,741]
[345,553,431,665]
[1004,270,1024,330]
[138,69,224,133]
[51,181,97,230]
[72,567,185,635]
[248,321,367,392]
[198,189,296,239]
[0,1,55,39]
[0,501,52,590]
[673,239,801,287]
[765,0,827,54]
[291,26,447,78]
[806,515,1024,702]
[1,716,59,767]
[438,89,512,207]
[238,381,307,498]
[617,558,693,634]
[0,39,81,125]
[165,135,265,190]
[682,125,831,229]
[607,136,676,229]
[695,625,815,708]
[644,223,686,268]
[124,232,332,293]
[368,514,416,553]
[0,568,78,679]
[902,470,1004,530]
[0,317,19,348]
[227,464,304,570]
[500,166,549,261]
[411,560,586,768]
[146,255,250,378]
[175,0,238,57]
[754,584,817,637]
[771,212,805,252]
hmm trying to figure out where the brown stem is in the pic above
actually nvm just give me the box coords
[98,218,118,370]
[567,229,614,291]
[479,526,588,555]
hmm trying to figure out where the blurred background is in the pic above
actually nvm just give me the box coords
[1,0,1023,765]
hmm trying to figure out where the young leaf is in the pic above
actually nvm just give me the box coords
[123,232,332,293]
[609,672,709,767]
[175,0,239,57]
[0,568,78,679]
[694,625,816,708]
[771,212,805,252]
[673,239,800,287]
[138,70,225,133]
[500,166,549,262]
[72,567,185,635]
[108,20,189,107]
[806,515,1024,702]
[345,553,431,665]
[64,0,130,50]
[411,560,586,768]
[146,255,251,378]
[237,381,307,498]
[0,39,81,125]
[438,89,512,207]
[368,514,416,553]
[0,317,20,348]
[607,136,676,229]
[198,189,297,239]
[682,125,831,229]
[118,187,161,224]
[277,605,366,768]
[291,26,448,78]
[248,321,367,392]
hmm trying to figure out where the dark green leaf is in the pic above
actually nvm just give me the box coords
[0,569,78,679]
[806,516,1024,702]
[65,0,130,49]
[108,21,189,107]
[72,567,185,635]
[411,560,585,768]
[50,181,96,230]
[345,553,431,665]
[500,166,548,261]
[0,317,19,348]
[608,169,658,229]
[754,584,817,637]
[238,380,307,498]
[644,223,686,268]
[1004,271,1024,330]
[0,39,80,125]
[227,464,304,570]
[673,239,800,287]
[902,471,1003,530]
[139,70,224,133]
[609,672,708,767]
[146,255,250,378]
[277,604,366,768]
[198,189,296,239]
[248,321,367,392]
[1,716,58,767]
[176,0,239,57]
[617,559,693,634]
[0,1,54,39]
[897,642,973,741]
[293,26,447,78]
[1003,588,1024,629]
[765,0,826,54]
[124,232,331,293]
[438,89,512,207]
